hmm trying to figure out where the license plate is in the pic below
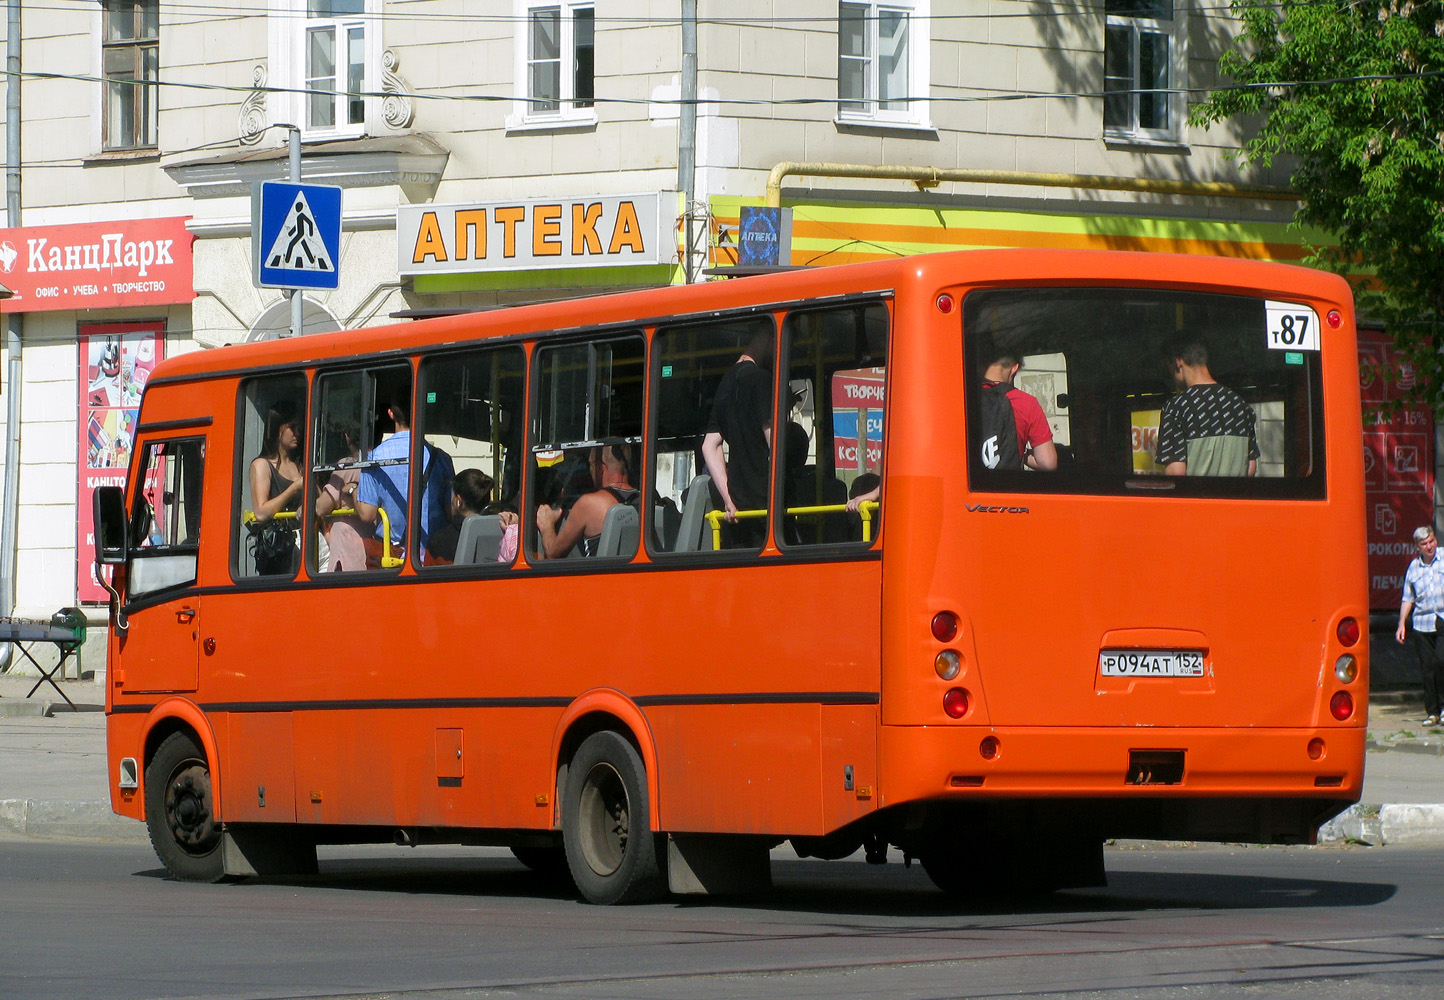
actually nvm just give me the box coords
[1099,649,1205,677]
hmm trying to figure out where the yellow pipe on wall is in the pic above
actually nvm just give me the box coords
[764,161,1296,209]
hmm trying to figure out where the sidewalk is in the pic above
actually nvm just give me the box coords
[2,674,1443,846]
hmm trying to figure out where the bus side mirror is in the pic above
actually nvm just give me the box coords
[94,486,129,565]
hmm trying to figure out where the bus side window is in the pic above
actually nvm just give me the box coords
[416,345,526,568]
[529,334,645,563]
[235,374,307,580]
[129,437,205,598]
[312,364,413,573]
[650,316,776,554]
[778,303,889,547]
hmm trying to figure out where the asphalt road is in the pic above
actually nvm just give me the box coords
[3,839,1443,1000]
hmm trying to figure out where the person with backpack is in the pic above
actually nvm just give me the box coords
[981,352,1057,471]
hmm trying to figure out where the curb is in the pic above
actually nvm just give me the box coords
[1317,803,1444,846]
[0,700,57,718]
[1367,737,1444,755]
[0,798,146,841]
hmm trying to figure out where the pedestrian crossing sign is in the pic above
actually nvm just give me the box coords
[252,181,342,290]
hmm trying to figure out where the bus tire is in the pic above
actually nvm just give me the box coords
[562,731,665,905]
[144,731,225,883]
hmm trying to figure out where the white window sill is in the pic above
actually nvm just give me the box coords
[1104,131,1190,154]
[835,114,936,137]
[505,111,599,135]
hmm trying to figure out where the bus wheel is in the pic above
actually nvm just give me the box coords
[562,731,665,905]
[144,731,225,883]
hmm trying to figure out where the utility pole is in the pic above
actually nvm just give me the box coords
[678,0,697,283]
[289,126,303,337]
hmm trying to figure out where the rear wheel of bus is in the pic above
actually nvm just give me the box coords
[144,731,224,882]
[562,730,665,905]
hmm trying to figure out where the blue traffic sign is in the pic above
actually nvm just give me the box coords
[252,181,342,290]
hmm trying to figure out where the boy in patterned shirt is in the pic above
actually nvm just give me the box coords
[1156,336,1259,477]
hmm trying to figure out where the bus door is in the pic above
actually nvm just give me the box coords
[120,436,206,694]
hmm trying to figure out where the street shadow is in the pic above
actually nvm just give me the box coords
[132,851,1397,918]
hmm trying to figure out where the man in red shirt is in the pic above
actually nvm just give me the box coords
[983,352,1057,471]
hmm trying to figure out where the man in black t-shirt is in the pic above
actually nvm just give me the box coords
[701,328,774,548]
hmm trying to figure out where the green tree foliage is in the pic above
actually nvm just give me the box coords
[1192,1,1444,408]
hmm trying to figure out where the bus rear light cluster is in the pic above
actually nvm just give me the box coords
[943,688,969,719]
[979,736,1000,760]
[1329,691,1354,721]
[931,611,959,643]
[1308,738,1326,760]
[1334,655,1358,684]
[1337,618,1360,647]
[935,650,961,680]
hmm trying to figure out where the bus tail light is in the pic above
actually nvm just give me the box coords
[1335,655,1358,684]
[1326,309,1343,328]
[936,294,954,314]
[979,736,999,760]
[943,688,969,718]
[931,611,959,643]
[1308,738,1326,760]
[935,650,961,680]
[1329,691,1354,721]
[1336,618,1360,647]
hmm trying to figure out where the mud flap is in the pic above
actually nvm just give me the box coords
[666,834,772,895]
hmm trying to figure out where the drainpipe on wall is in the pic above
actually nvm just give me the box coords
[764,161,1297,209]
[1,0,23,663]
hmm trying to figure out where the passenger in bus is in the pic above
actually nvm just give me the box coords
[1156,336,1259,477]
[1396,525,1444,726]
[355,387,455,557]
[315,421,367,573]
[702,328,774,547]
[426,468,491,564]
[845,472,882,541]
[249,401,306,521]
[782,421,847,544]
[535,440,640,558]
[982,352,1057,471]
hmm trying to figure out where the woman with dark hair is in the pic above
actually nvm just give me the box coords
[425,468,502,565]
[248,400,304,573]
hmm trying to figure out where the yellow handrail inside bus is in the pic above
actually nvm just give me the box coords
[702,501,879,549]
[244,506,402,568]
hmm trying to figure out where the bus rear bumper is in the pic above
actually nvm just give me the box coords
[879,724,1364,808]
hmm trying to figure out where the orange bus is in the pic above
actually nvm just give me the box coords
[95,249,1367,904]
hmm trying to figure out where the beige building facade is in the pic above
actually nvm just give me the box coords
[0,2,1299,653]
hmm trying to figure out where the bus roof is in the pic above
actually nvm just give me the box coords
[152,249,1349,384]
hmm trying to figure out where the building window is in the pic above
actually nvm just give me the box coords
[1103,0,1179,142]
[102,0,159,150]
[837,1,928,127]
[269,0,377,138]
[513,2,595,127]
[306,0,367,132]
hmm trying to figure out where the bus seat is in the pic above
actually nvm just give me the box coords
[676,474,714,552]
[454,514,504,564]
[594,503,640,558]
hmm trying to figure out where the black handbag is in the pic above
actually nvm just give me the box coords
[249,518,297,575]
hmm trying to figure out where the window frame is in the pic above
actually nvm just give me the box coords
[100,0,159,151]
[1102,0,1185,145]
[128,435,205,598]
[836,0,931,130]
[961,285,1327,500]
[508,0,598,131]
[269,0,382,140]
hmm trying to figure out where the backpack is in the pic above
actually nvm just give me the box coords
[977,381,1022,470]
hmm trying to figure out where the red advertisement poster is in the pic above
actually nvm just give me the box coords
[831,368,886,473]
[77,323,165,603]
[1359,328,1435,610]
[0,217,193,313]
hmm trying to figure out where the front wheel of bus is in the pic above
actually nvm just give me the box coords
[144,731,225,883]
[562,731,665,905]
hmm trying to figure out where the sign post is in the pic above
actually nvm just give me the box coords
[252,130,341,338]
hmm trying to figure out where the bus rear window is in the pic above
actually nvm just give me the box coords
[964,287,1325,499]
